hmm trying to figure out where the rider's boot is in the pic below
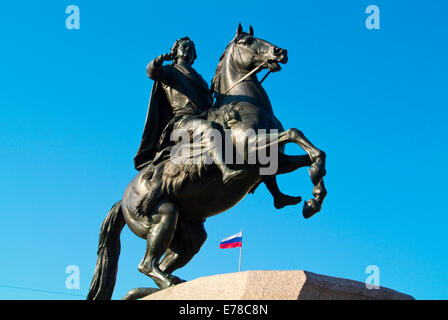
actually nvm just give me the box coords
[212,148,247,184]
[221,166,247,184]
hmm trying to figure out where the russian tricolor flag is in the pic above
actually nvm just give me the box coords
[219,231,243,249]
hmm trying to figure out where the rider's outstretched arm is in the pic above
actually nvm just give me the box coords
[146,53,173,84]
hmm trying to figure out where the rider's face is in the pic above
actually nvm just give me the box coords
[176,41,195,64]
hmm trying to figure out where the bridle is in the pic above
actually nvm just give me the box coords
[220,40,274,99]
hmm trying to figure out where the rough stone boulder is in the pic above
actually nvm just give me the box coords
[142,270,414,300]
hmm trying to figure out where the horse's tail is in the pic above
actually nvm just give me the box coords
[86,201,126,300]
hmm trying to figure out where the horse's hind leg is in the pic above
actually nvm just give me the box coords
[159,219,207,276]
[137,202,183,289]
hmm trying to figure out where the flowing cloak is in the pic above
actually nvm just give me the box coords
[134,64,212,171]
[133,81,174,171]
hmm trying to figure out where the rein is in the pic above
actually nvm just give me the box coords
[220,43,273,99]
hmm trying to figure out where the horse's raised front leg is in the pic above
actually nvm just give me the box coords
[240,128,327,217]
[248,129,324,180]
[256,129,327,218]
[277,154,312,174]
[280,129,327,218]
[285,129,327,218]
[284,128,326,184]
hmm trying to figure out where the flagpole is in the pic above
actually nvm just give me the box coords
[239,229,243,272]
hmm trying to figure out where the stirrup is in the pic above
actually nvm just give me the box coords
[223,169,247,184]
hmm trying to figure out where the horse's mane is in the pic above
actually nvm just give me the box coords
[211,32,250,99]
[137,156,211,217]
[210,41,233,97]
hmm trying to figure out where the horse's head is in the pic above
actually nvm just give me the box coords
[211,24,289,101]
[231,23,288,73]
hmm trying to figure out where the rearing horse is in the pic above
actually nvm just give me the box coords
[87,24,327,300]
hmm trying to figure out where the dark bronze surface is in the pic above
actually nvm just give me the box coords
[87,25,327,300]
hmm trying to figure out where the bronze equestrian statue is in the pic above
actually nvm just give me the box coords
[87,24,327,300]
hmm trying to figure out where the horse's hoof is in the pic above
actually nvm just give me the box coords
[303,199,321,219]
[153,274,185,290]
[167,275,186,286]
[121,287,160,300]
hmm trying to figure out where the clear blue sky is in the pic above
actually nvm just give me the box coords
[1,0,447,300]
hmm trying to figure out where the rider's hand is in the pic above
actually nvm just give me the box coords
[154,53,173,66]
[160,53,173,61]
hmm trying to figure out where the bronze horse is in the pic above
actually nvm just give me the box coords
[87,24,326,300]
